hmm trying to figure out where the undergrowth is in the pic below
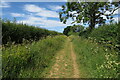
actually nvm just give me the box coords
[2,35,67,78]
[71,36,119,78]
[80,22,120,52]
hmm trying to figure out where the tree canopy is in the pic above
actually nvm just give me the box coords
[63,25,84,36]
[59,1,120,31]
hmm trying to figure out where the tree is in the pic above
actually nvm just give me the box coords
[63,26,71,36]
[59,1,120,31]
[63,25,84,36]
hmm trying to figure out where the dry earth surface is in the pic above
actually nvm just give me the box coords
[45,37,80,78]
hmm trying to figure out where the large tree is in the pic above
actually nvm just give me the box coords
[59,1,120,31]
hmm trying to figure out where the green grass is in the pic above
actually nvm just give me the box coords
[2,35,67,78]
[71,36,118,78]
[43,38,74,78]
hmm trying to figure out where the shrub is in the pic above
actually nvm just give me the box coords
[79,22,120,51]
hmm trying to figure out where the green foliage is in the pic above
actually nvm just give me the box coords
[63,25,84,36]
[2,19,62,44]
[116,22,120,45]
[79,27,91,38]
[87,22,120,52]
[2,35,67,78]
[71,36,118,78]
[59,2,120,30]
[63,26,71,36]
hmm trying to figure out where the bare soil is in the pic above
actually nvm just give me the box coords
[46,37,80,78]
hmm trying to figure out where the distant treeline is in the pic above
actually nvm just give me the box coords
[2,19,62,44]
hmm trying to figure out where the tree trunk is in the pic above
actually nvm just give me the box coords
[89,21,95,30]
[89,12,96,31]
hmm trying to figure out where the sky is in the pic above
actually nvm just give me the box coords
[1,1,120,33]
[1,2,74,33]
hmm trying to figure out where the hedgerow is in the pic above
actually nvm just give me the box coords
[2,19,62,44]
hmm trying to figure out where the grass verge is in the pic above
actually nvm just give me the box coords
[2,35,67,78]
[71,36,118,78]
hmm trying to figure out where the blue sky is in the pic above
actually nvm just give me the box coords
[1,2,74,33]
[1,1,120,33]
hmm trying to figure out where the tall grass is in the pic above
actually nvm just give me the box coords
[71,36,118,78]
[2,35,67,78]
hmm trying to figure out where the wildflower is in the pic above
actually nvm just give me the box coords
[105,55,109,60]
[113,68,116,70]
[25,46,28,49]
[105,49,108,51]
[100,65,104,68]
[100,75,103,77]
[115,62,120,66]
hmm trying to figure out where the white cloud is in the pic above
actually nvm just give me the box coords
[24,4,59,18]
[113,8,120,15]
[17,16,72,29]
[0,1,10,8]
[24,4,42,12]
[36,10,58,18]
[15,4,73,32]
[113,17,120,23]
[100,15,107,19]
[11,13,25,17]
[104,11,111,15]
[17,16,45,26]
[100,15,119,23]
[48,5,62,11]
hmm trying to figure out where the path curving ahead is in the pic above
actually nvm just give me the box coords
[46,37,80,78]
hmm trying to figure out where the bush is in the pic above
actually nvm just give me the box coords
[79,22,120,51]
[90,23,119,51]
[79,27,91,38]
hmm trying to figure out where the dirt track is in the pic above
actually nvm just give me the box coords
[46,37,80,78]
